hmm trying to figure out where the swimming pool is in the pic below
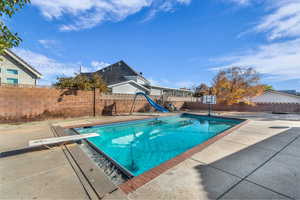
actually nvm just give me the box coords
[76,114,242,176]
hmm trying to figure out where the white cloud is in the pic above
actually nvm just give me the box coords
[227,0,251,6]
[13,49,76,76]
[90,60,110,71]
[148,78,171,87]
[175,80,195,88]
[13,48,79,85]
[31,0,191,31]
[255,1,300,40]
[213,0,300,84]
[148,77,161,86]
[38,39,58,49]
[12,48,110,85]
[148,77,195,89]
[143,0,191,21]
[213,38,300,81]
[30,0,97,19]
[227,0,300,40]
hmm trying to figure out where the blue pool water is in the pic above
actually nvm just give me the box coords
[76,114,242,176]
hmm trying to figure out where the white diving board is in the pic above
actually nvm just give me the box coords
[28,133,99,148]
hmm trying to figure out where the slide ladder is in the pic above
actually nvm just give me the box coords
[130,92,169,114]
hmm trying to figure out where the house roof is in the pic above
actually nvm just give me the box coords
[81,60,192,92]
[4,49,42,78]
[150,85,193,92]
[107,80,149,91]
[108,80,150,92]
[83,60,147,85]
[252,90,300,104]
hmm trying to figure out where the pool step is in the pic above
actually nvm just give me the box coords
[82,141,130,185]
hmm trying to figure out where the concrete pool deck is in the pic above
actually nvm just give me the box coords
[1,112,300,199]
[0,114,171,199]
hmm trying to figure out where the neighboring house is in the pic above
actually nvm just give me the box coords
[278,90,300,96]
[108,80,151,94]
[82,60,193,96]
[251,90,300,104]
[0,49,42,85]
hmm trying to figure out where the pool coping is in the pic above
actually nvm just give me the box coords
[62,114,176,129]
[62,113,249,194]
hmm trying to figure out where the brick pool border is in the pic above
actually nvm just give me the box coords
[63,113,249,194]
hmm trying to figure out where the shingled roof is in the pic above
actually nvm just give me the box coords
[252,90,300,104]
[82,60,146,85]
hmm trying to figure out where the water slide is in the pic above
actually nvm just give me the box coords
[135,92,169,113]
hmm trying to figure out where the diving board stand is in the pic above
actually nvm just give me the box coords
[28,133,99,148]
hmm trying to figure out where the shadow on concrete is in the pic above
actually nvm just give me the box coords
[193,127,300,199]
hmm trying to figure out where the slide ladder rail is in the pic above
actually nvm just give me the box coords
[130,94,138,114]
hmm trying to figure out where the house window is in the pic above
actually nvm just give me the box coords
[7,69,18,75]
[7,78,18,84]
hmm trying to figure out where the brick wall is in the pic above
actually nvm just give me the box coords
[184,102,300,113]
[0,87,187,122]
[1,86,299,123]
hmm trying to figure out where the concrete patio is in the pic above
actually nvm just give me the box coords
[1,112,300,199]
[0,115,154,199]
[129,119,300,200]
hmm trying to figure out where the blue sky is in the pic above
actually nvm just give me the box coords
[7,0,300,91]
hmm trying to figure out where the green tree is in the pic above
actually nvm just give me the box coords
[0,0,30,54]
[263,85,273,91]
[54,74,108,93]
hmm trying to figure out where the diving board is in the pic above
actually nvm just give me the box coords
[28,133,99,147]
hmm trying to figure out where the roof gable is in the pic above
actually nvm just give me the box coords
[94,60,145,85]
[3,49,42,78]
[268,90,300,99]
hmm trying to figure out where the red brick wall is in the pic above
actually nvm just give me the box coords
[184,102,300,113]
[0,87,186,122]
